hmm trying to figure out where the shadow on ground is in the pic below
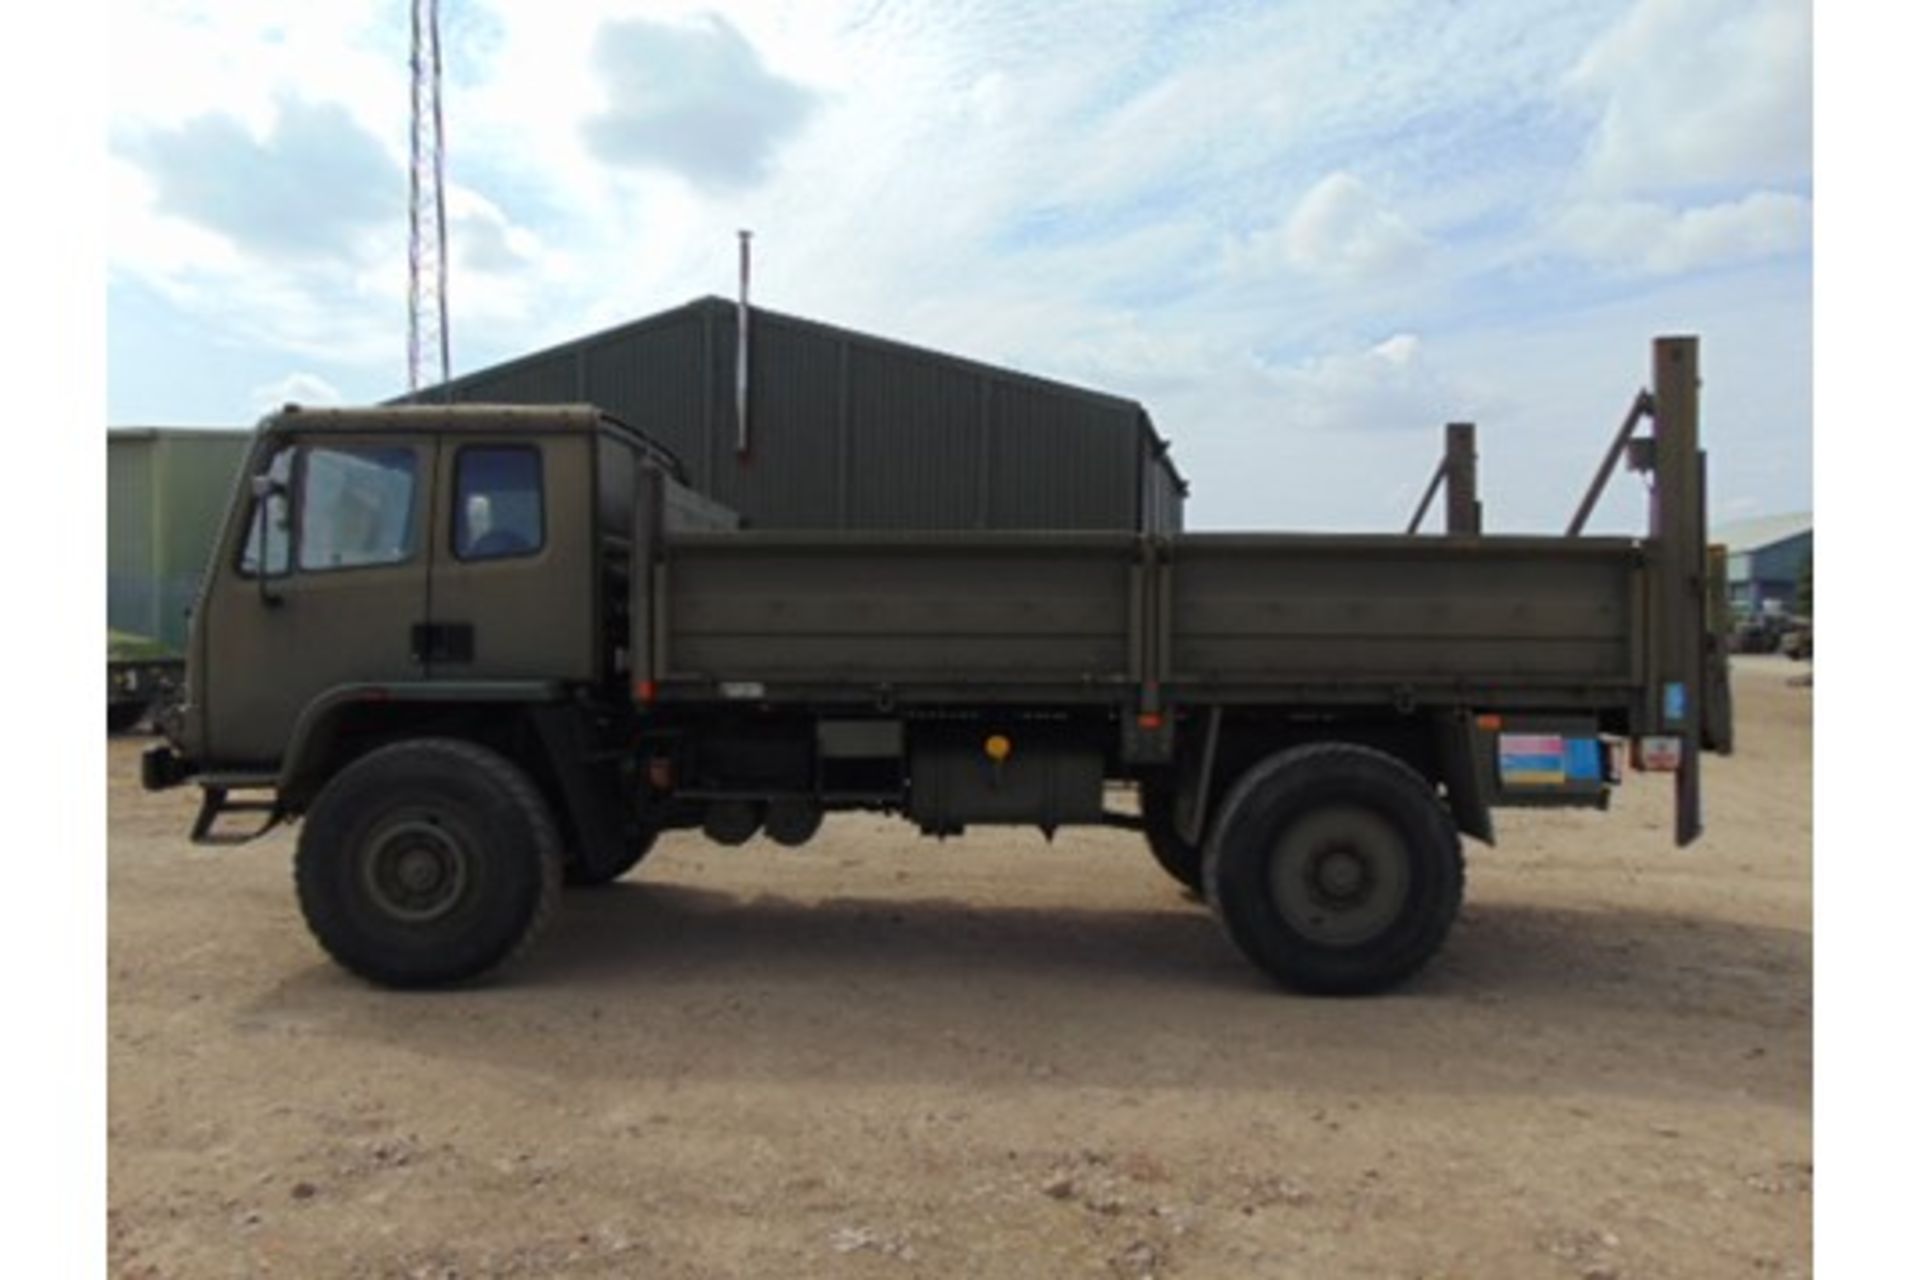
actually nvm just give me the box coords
[245,876,1810,1105]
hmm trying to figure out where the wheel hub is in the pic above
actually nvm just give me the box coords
[1312,847,1368,900]
[362,818,470,922]
[395,847,444,892]
[1268,806,1412,947]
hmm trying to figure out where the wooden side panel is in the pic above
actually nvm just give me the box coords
[662,534,1140,685]
[656,530,1643,700]
[1166,536,1639,686]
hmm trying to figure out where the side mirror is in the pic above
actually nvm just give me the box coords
[251,474,288,607]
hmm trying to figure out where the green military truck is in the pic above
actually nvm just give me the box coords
[108,428,253,731]
[142,338,1730,995]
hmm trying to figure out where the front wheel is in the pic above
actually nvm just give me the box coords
[1203,743,1462,995]
[295,738,562,988]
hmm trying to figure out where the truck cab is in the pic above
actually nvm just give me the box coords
[174,409,575,763]
[146,403,726,857]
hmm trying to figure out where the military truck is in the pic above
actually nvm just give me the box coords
[142,337,1729,995]
[108,629,182,733]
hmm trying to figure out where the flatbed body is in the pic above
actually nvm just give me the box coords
[651,529,1648,710]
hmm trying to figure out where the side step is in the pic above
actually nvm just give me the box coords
[190,779,283,846]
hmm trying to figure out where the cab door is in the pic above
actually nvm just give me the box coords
[199,434,436,766]
[424,432,595,682]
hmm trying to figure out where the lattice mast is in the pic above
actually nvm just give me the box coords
[407,0,450,395]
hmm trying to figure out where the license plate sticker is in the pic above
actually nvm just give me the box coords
[1499,733,1566,786]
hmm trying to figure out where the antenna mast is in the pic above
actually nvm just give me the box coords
[408,0,450,394]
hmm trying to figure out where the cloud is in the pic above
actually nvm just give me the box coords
[104,1,1811,532]
[581,13,819,190]
[1567,0,1810,194]
[457,214,525,274]
[447,188,537,275]
[1267,334,1479,435]
[116,98,401,261]
[1234,172,1427,281]
[250,371,344,413]
[107,88,558,370]
[1559,191,1811,275]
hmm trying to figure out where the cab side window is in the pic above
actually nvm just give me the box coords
[237,447,294,577]
[297,446,420,571]
[455,446,544,561]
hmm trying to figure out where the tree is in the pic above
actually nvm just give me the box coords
[1795,555,1813,618]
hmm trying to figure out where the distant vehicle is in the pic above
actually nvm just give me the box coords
[142,340,1730,996]
[107,629,181,734]
[1729,603,1799,654]
[1780,619,1812,661]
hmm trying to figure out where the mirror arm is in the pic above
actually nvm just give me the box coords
[251,475,285,607]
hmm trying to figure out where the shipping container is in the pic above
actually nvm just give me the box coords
[396,297,1186,533]
[108,428,252,651]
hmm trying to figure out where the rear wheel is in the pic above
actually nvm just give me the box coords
[295,738,561,988]
[1140,780,1204,893]
[1203,743,1462,995]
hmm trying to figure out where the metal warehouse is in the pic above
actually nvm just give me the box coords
[1712,512,1812,614]
[398,297,1186,533]
[108,428,252,649]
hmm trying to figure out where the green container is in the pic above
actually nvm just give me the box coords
[107,428,253,652]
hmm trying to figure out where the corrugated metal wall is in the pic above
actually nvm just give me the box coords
[1140,421,1185,534]
[107,436,156,640]
[401,298,1187,532]
[107,430,251,650]
[1749,532,1812,586]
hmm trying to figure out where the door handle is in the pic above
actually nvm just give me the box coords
[410,623,475,664]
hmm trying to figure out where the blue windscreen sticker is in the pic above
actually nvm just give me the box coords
[1663,682,1687,724]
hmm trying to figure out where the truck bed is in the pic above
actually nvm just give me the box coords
[652,530,1647,712]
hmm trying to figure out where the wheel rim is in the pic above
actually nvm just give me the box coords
[360,816,471,923]
[1267,805,1411,947]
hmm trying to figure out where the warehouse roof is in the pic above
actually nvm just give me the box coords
[412,295,1188,494]
[1711,512,1813,554]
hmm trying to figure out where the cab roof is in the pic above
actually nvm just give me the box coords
[261,402,689,479]
[263,402,615,435]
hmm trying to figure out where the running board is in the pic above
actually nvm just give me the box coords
[190,785,284,846]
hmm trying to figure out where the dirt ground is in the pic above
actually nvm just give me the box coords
[107,658,1811,1279]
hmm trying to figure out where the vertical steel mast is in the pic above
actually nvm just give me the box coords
[408,0,450,396]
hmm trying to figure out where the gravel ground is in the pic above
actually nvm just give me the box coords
[108,657,1810,1279]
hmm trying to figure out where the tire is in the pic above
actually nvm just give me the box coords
[294,738,562,988]
[1202,743,1463,995]
[107,701,147,735]
[1140,780,1204,893]
[563,827,658,887]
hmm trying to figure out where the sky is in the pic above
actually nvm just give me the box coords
[104,0,1812,533]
